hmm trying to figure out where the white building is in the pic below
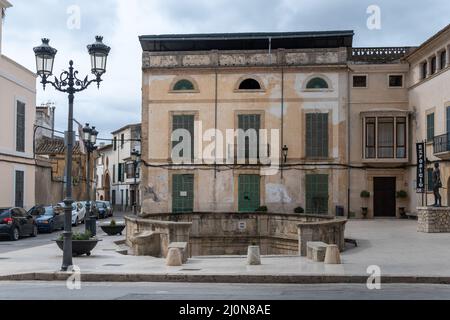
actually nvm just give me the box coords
[0,0,36,209]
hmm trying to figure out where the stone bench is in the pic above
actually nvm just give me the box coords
[130,231,162,256]
[168,242,189,264]
[307,241,328,262]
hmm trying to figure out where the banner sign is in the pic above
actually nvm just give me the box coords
[416,142,426,193]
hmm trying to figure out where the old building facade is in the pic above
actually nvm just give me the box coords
[0,0,36,210]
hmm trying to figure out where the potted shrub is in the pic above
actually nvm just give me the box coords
[360,191,370,218]
[294,207,305,214]
[54,231,101,257]
[255,206,268,213]
[396,190,408,219]
[247,241,261,265]
[101,219,126,236]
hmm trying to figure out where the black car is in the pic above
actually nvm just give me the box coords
[29,205,65,233]
[95,201,112,219]
[0,208,38,241]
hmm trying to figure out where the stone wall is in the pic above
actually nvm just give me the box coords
[417,207,450,233]
[127,213,347,256]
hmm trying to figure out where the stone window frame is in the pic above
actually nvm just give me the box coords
[352,74,369,89]
[234,75,266,93]
[302,74,334,92]
[387,74,405,89]
[169,76,200,94]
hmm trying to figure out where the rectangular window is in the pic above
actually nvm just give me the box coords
[396,118,407,158]
[440,51,447,70]
[118,163,124,182]
[427,113,435,141]
[365,118,376,159]
[306,113,329,158]
[389,75,403,88]
[431,56,437,75]
[172,115,195,161]
[126,163,135,178]
[121,134,125,148]
[113,137,117,151]
[112,164,116,183]
[16,101,25,152]
[352,75,367,88]
[305,174,329,214]
[422,62,428,80]
[172,174,194,213]
[126,190,129,206]
[377,117,394,158]
[238,114,261,161]
[111,190,116,205]
[121,190,124,205]
[427,168,434,192]
[15,171,24,208]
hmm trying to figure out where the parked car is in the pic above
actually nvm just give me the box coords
[32,206,64,233]
[96,201,113,219]
[0,207,38,241]
[57,202,86,226]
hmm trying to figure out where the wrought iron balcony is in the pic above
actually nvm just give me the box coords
[434,133,450,158]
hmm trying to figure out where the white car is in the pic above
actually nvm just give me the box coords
[57,202,86,226]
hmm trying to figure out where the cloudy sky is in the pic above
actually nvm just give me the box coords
[2,0,449,140]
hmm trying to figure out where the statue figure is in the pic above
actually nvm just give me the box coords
[432,162,442,207]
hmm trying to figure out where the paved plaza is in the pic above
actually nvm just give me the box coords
[1,219,450,282]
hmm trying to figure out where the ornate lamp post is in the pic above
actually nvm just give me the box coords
[33,36,110,272]
[82,123,99,235]
[130,149,141,215]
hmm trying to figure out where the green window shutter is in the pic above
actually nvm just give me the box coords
[306,114,328,158]
[427,113,435,141]
[172,174,194,213]
[305,174,329,214]
[16,101,25,152]
[238,175,261,212]
[238,114,261,160]
[172,115,195,160]
[15,171,24,208]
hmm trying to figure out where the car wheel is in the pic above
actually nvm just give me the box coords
[10,228,20,241]
[30,225,38,237]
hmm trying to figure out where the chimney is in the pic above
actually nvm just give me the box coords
[0,0,12,54]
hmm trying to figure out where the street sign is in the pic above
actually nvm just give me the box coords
[416,142,425,193]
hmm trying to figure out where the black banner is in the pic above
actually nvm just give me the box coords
[416,142,426,193]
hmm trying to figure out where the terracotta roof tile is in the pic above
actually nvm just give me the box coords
[36,136,82,155]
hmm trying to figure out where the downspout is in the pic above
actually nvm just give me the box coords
[347,65,352,219]
[214,68,218,179]
[280,67,285,180]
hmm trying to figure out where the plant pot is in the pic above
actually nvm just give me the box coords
[361,207,368,218]
[54,239,101,257]
[247,246,261,265]
[100,224,125,236]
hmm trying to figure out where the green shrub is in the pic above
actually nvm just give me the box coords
[360,191,371,198]
[294,207,305,214]
[110,219,117,227]
[255,206,268,212]
[396,190,408,199]
[58,231,93,241]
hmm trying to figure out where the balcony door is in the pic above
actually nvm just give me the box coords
[373,177,396,217]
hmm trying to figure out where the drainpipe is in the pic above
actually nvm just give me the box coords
[347,66,352,219]
[214,68,218,179]
[280,67,285,180]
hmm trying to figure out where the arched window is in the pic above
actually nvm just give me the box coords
[306,77,329,89]
[238,78,262,90]
[173,79,195,91]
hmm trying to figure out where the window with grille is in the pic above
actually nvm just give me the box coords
[16,101,25,152]
[352,75,367,88]
[15,171,24,208]
[306,77,329,89]
[172,115,195,161]
[364,117,407,159]
[306,113,329,158]
[238,114,261,162]
[305,174,328,214]
[173,79,195,91]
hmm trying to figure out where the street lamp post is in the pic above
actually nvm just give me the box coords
[130,149,141,216]
[82,123,99,236]
[33,36,110,272]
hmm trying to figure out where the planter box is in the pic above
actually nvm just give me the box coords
[101,225,125,236]
[54,239,101,257]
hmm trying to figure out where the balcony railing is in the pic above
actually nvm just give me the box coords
[351,47,414,63]
[434,133,450,154]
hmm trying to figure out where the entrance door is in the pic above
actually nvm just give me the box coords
[238,175,260,212]
[172,174,194,213]
[373,177,396,217]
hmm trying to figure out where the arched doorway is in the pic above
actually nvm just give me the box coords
[104,172,111,201]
